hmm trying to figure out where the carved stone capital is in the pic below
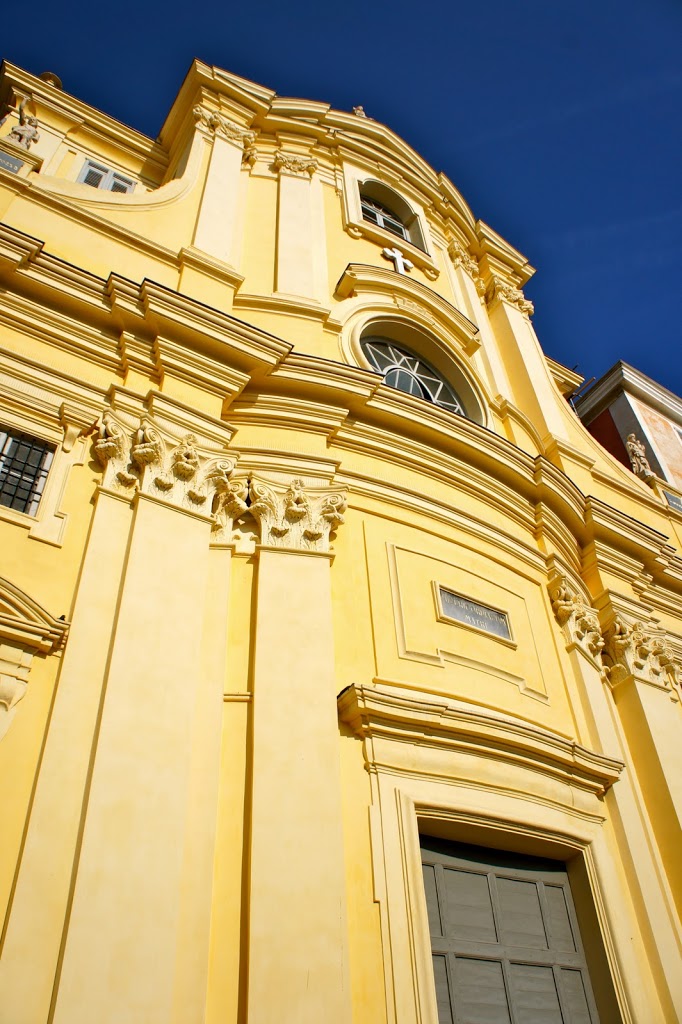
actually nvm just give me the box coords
[273,150,318,178]
[248,477,346,552]
[548,576,604,662]
[193,105,256,153]
[486,276,534,317]
[93,409,243,521]
[602,615,680,692]
[447,240,486,296]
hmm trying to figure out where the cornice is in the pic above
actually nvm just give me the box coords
[0,62,167,176]
[575,360,682,427]
[0,225,291,383]
[474,221,535,285]
[338,684,623,797]
[334,263,479,353]
[0,575,69,653]
[546,357,584,396]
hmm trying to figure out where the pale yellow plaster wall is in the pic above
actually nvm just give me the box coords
[1,61,681,1024]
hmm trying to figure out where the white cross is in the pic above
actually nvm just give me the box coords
[382,246,414,275]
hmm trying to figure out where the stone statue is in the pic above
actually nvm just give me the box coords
[626,433,654,482]
[9,104,40,150]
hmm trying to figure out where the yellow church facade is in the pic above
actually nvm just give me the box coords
[0,59,681,1023]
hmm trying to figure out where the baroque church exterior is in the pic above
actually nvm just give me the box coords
[0,59,682,1024]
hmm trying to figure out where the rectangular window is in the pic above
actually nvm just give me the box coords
[78,159,135,194]
[421,837,602,1023]
[0,428,55,516]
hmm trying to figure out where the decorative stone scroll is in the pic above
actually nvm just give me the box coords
[447,239,486,296]
[248,477,346,552]
[486,275,534,317]
[273,150,318,178]
[548,575,604,662]
[192,105,257,163]
[602,615,680,693]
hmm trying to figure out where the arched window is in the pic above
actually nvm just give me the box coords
[359,196,408,241]
[358,180,426,251]
[361,336,467,417]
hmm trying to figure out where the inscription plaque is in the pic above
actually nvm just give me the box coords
[664,491,682,513]
[0,151,25,174]
[439,587,512,641]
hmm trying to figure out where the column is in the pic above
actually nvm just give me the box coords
[246,476,352,1024]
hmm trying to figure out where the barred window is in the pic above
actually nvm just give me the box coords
[0,428,55,516]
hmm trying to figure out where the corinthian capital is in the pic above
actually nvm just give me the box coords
[273,150,318,177]
[486,275,534,317]
[548,575,604,662]
[447,239,486,296]
[248,477,346,552]
[603,615,680,692]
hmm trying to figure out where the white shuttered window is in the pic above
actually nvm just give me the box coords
[77,160,135,194]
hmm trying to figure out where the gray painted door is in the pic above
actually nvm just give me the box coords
[421,838,601,1024]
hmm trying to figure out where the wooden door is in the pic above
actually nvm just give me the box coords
[421,838,601,1024]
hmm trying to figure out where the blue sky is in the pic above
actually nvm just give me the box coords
[7,0,682,394]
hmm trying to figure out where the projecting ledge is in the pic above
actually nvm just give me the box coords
[338,684,624,797]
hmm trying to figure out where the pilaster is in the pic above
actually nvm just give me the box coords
[246,475,352,1024]
[185,106,255,303]
[273,145,327,304]
[549,575,682,1017]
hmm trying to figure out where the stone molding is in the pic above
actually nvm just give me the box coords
[447,239,486,296]
[485,274,534,317]
[0,576,69,741]
[248,476,346,552]
[273,150,318,178]
[338,683,623,797]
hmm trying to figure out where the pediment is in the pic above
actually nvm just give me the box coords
[0,577,69,653]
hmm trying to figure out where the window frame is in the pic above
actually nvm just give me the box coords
[77,159,136,194]
[351,315,487,427]
[340,162,438,278]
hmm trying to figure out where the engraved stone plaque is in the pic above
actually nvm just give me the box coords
[0,150,25,174]
[439,587,512,641]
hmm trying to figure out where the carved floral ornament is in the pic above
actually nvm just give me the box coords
[192,105,258,165]
[93,414,346,552]
[548,574,681,697]
[485,275,534,317]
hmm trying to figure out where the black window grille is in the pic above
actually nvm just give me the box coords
[0,428,55,516]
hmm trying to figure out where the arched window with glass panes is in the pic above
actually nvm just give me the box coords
[361,337,468,417]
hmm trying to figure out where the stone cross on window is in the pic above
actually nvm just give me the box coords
[382,246,414,275]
